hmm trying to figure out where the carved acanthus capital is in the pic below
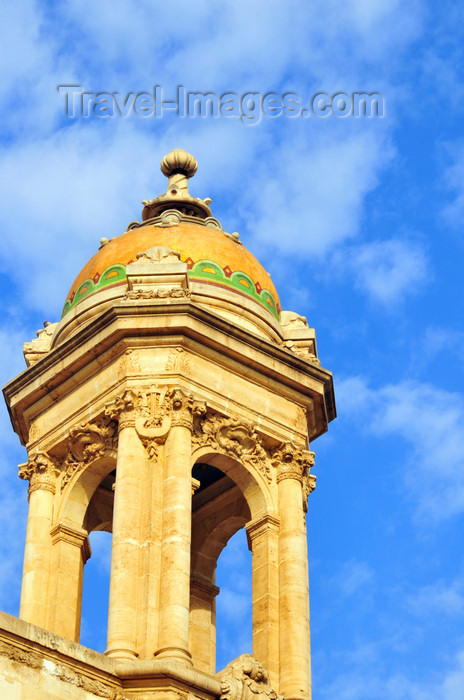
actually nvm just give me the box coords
[218,654,280,700]
[167,386,204,430]
[19,452,59,495]
[105,389,141,430]
[193,412,272,482]
[273,442,314,483]
[62,417,118,491]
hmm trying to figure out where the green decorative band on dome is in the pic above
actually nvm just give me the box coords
[189,259,280,319]
[62,259,280,320]
[62,264,127,317]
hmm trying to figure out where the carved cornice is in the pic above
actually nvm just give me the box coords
[61,416,117,492]
[193,412,272,483]
[19,452,59,496]
[218,654,280,700]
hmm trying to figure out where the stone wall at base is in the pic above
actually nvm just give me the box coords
[0,611,221,700]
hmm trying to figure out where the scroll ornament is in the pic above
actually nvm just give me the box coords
[218,654,281,700]
[193,413,272,482]
[19,452,59,495]
[61,417,118,491]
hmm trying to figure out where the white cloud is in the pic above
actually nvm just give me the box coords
[443,142,464,226]
[319,646,464,700]
[338,559,374,596]
[336,376,464,521]
[244,129,393,258]
[406,578,464,617]
[345,238,429,304]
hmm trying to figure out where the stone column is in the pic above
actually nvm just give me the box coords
[246,514,280,689]
[19,453,59,628]
[105,390,146,659]
[189,575,220,673]
[276,443,315,700]
[155,388,198,664]
[48,521,91,640]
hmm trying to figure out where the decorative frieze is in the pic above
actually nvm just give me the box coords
[125,287,191,300]
[18,452,59,496]
[166,346,192,374]
[0,639,127,698]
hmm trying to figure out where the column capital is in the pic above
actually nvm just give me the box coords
[105,388,141,430]
[246,514,280,544]
[167,386,206,430]
[50,521,91,563]
[190,575,220,603]
[273,442,315,484]
[19,452,59,496]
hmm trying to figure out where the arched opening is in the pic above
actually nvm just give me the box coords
[80,530,112,652]
[215,527,252,671]
[190,460,253,673]
[79,467,115,651]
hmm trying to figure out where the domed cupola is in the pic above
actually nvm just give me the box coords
[55,150,281,346]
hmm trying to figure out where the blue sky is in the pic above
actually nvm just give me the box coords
[1,1,464,698]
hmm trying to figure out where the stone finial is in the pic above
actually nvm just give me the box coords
[142,149,212,221]
[160,149,198,179]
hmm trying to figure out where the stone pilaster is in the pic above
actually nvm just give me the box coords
[48,521,91,641]
[18,452,59,629]
[105,389,146,659]
[189,575,220,673]
[275,442,314,700]
[246,514,280,689]
[155,387,199,664]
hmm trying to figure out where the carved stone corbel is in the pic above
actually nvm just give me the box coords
[218,654,281,700]
[19,452,60,496]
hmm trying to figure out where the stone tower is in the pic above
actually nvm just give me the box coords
[2,150,335,700]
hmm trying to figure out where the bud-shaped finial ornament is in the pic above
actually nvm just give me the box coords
[141,149,212,221]
[160,149,198,179]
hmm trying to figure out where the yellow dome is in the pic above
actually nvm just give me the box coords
[63,220,280,321]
